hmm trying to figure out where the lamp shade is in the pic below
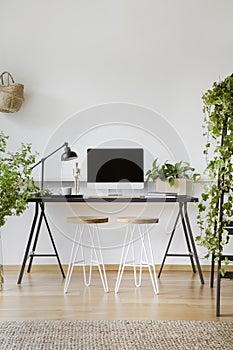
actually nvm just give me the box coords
[61,146,78,161]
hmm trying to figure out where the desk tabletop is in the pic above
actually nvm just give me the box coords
[28,195,198,203]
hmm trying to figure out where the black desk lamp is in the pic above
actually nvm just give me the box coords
[31,142,78,190]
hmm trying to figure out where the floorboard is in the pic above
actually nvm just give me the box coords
[0,269,233,321]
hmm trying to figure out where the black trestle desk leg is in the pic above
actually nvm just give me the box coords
[183,202,205,284]
[40,202,66,279]
[210,254,215,288]
[27,210,43,273]
[158,206,181,278]
[180,202,196,273]
[17,202,39,284]
[216,260,221,316]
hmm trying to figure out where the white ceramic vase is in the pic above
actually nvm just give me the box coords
[156,179,193,196]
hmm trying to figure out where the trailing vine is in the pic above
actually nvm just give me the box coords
[196,74,233,268]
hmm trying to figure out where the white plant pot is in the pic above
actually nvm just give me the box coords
[147,181,157,193]
[156,179,193,196]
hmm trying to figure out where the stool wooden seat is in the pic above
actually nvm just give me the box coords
[117,217,159,224]
[64,216,109,293]
[115,216,159,295]
[67,216,109,224]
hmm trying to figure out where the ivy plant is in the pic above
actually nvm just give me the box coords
[196,74,233,268]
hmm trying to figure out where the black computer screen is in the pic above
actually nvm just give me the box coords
[87,148,144,183]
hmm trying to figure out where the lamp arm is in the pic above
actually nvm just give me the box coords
[31,142,68,190]
[31,159,43,170]
[31,142,68,170]
[43,142,68,162]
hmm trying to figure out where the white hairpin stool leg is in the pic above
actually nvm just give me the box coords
[115,224,134,293]
[64,224,85,293]
[88,224,109,293]
[81,229,93,287]
[131,224,143,288]
[115,217,159,294]
[145,224,159,294]
[138,224,159,295]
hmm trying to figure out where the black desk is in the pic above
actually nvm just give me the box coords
[17,195,204,285]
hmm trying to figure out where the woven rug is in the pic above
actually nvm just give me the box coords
[0,320,232,350]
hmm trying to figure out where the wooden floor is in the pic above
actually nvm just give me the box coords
[1,268,233,321]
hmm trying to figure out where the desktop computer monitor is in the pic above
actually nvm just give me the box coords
[87,148,144,191]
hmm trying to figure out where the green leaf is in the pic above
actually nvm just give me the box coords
[0,131,39,228]
[197,74,233,271]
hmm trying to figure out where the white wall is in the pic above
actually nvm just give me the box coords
[1,0,233,265]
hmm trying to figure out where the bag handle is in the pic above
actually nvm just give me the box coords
[0,71,15,86]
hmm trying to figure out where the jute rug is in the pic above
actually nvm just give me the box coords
[0,320,232,350]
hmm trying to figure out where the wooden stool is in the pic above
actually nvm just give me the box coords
[115,216,159,294]
[64,216,109,293]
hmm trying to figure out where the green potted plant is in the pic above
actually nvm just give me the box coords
[196,74,233,268]
[0,131,38,289]
[156,160,200,195]
[146,159,199,195]
[145,158,160,193]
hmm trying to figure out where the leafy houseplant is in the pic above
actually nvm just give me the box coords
[0,131,38,289]
[196,74,233,268]
[158,161,199,186]
[145,158,160,182]
[146,159,199,194]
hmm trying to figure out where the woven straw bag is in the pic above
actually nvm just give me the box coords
[0,71,24,113]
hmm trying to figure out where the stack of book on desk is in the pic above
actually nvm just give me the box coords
[145,192,178,198]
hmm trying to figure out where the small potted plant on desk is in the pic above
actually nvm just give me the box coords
[145,158,160,193]
[0,131,38,290]
[146,159,199,195]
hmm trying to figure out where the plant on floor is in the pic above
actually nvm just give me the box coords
[196,74,233,269]
[0,131,38,288]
